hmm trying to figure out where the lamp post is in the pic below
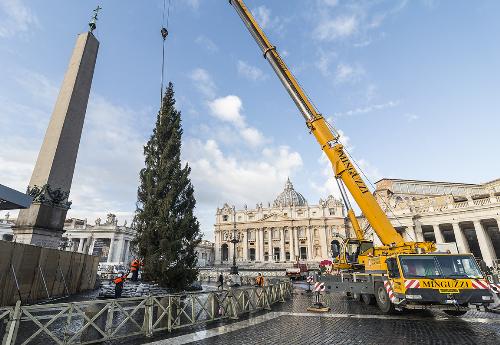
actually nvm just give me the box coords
[230,227,241,275]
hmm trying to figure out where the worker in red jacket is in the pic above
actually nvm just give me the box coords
[113,272,126,298]
[130,258,143,282]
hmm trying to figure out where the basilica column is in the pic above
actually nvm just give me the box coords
[214,231,220,263]
[117,235,126,263]
[319,225,328,259]
[107,235,115,263]
[268,229,273,261]
[307,226,313,260]
[243,229,248,261]
[432,224,445,243]
[77,237,84,253]
[414,221,424,242]
[290,227,295,262]
[259,228,265,262]
[124,240,130,264]
[452,223,470,254]
[295,227,300,260]
[473,220,496,266]
[280,228,285,262]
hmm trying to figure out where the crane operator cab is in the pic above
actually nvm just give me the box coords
[381,253,494,315]
[331,239,374,270]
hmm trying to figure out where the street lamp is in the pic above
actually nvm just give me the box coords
[230,227,242,275]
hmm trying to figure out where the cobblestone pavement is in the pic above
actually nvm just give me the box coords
[152,283,500,345]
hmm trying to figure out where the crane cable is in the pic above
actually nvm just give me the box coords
[323,119,414,241]
[160,0,172,107]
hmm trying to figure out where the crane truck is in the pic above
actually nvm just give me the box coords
[228,0,494,315]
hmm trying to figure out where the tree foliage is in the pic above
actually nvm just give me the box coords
[133,83,201,291]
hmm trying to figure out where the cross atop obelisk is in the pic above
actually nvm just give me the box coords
[14,9,101,248]
[88,5,102,33]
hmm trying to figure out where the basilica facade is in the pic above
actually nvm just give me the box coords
[214,179,348,264]
[370,178,500,267]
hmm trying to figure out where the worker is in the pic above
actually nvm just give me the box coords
[256,273,264,287]
[130,258,142,282]
[217,273,224,290]
[113,272,126,298]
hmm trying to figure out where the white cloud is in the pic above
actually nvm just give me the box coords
[185,139,302,206]
[208,95,245,127]
[404,113,419,122]
[335,63,365,83]
[314,15,358,41]
[333,100,399,117]
[190,68,216,99]
[316,49,337,76]
[195,35,218,53]
[321,0,339,7]
[237,60,266,81]
[208,95,265,147]
[312,1,408,43]
[184,139,302,238]
[252,5,271,29]
[185,0,200,10]
[0,0,38,38]
[240,127,265,147]
[251,5,286,34]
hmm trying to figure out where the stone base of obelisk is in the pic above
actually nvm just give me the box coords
[12,227,64,248]
[13,203,68,248]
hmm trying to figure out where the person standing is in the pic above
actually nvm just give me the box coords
[255,273,264,287]
[130,258,142,282]
[217,273,224,290]
[113,272,126,298]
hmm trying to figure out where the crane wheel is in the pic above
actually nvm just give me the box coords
[375,283,395,314]
[443,310,468,317]
[362,294,375,305]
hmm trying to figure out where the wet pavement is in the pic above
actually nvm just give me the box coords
[146,282,500,345]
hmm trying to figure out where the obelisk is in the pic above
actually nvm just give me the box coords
[14,9,101,248]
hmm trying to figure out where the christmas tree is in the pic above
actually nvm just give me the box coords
[133,82,201,291]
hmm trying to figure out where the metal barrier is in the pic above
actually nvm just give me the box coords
[198,272,287,286]
[0,280,292,345]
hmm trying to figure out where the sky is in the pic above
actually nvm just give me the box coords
[1,0,499,240]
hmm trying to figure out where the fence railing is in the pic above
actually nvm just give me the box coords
[0,280,292,345]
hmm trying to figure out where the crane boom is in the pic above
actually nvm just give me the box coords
[229,0,404,246]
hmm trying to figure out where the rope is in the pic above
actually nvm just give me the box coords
[323,119,414,241]
[160,0,172,107]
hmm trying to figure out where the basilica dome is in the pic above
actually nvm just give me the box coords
[273,178,308,207]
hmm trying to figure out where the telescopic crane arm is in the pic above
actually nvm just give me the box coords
[229,0,404,246]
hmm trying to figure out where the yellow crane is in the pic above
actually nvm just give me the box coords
[229,0,494,315]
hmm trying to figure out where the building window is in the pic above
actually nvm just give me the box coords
[285,229,289,240]
[264,252,269,261]
[249,248,256,261]
[284,213,288,217]
[314,229,319,238]
[222,215,228,221]
[329,208,335,215]
[312,211,316,216]
[273,229,279,239]
[273,247,280,261]
[285,251,290,261]
[300,247,307,260]
[264,231,268,240]
[249,215,254,220]
[238,216,242,221]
